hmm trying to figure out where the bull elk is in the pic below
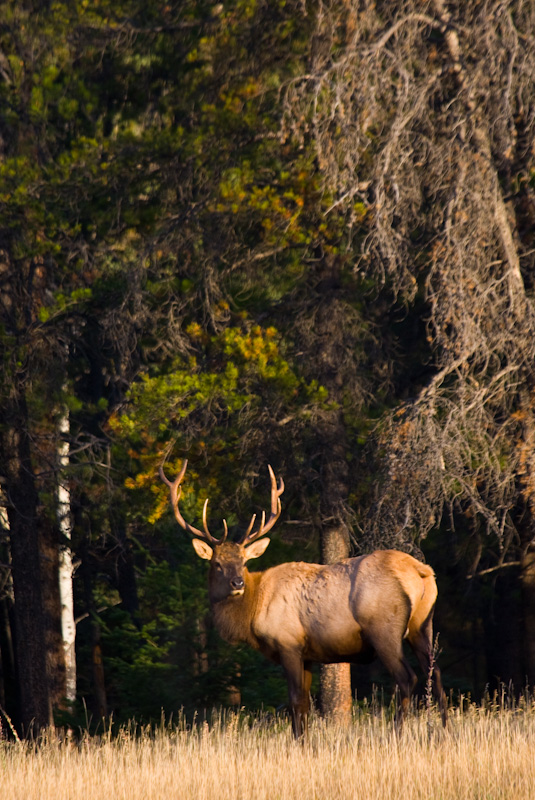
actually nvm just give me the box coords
[159,460,447,737]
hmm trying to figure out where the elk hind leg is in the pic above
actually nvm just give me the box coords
[368,628,417,726]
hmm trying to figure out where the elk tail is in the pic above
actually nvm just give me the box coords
[414,562,435,579]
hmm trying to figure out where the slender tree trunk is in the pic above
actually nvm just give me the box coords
[482,570,523,692]
[2,387,51,732]
[81,542,108,719]
[513,402,535,688]
[521,550,535,687]
[319,522,352,725]
[115,518,139,623]
[57,408,76,704]
[0,502,15,716]
[41,517,66,713]
[0,597,16,717]
[91,632,107,720]
[318,409,352,726]
[0,526,17,721]
[227,677,241,706]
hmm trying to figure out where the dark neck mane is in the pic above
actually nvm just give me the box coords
[211,569,263,648]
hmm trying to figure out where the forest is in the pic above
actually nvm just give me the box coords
[1,0,535,736]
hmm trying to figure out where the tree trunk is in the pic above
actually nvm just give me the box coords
[512,408,535,689]
[482,570,523,692]
[0,502,16,718]
[40,517,66,713]
[0,594,17,721]
[114,518,139,623]
[521,550,535,687]
[318,409,353,726]
[91,634,108,720]
[319,521,352,725]
[2,388,51,732]
[57,408,76,704]
[81,543,108,719]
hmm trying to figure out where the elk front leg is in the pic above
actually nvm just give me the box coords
[281,651,310,739]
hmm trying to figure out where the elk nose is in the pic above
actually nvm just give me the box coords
[230,577,244,591]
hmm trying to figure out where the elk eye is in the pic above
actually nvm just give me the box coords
[213,561,223,571]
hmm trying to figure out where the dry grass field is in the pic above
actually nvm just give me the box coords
[2,700,535,800]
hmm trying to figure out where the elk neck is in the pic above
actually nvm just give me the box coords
[211,568,263,648]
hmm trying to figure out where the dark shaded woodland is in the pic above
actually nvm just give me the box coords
[1,0,535,733]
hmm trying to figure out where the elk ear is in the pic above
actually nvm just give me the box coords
[192,539,213,560]
[244,537,270,561]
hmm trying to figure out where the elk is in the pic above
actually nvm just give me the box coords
[159,460,447,737]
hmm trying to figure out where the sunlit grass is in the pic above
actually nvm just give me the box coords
[2,700,535,799]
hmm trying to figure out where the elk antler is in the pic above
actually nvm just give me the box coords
[159,459,227,545]
[239,465,284,545]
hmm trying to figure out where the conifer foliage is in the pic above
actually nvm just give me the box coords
[1,0,535,731]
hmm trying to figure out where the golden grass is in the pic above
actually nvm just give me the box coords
[2,703,535,800]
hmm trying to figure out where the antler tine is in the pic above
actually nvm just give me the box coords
[268,464,284,506]
[243,513,257,540]
[240,465,284,544]
[159,457,187,489]
[159,458,223,545]
[201,499,210,536]
[201,498,227,543]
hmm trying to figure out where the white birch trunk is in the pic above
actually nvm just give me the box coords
[0,499,8,532]
[57,410,76,704]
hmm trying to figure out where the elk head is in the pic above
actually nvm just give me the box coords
[159,460,284,603]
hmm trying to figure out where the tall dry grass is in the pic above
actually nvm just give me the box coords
[1,701,534,799]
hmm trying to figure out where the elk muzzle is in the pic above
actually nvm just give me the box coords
[229,576,245,595]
